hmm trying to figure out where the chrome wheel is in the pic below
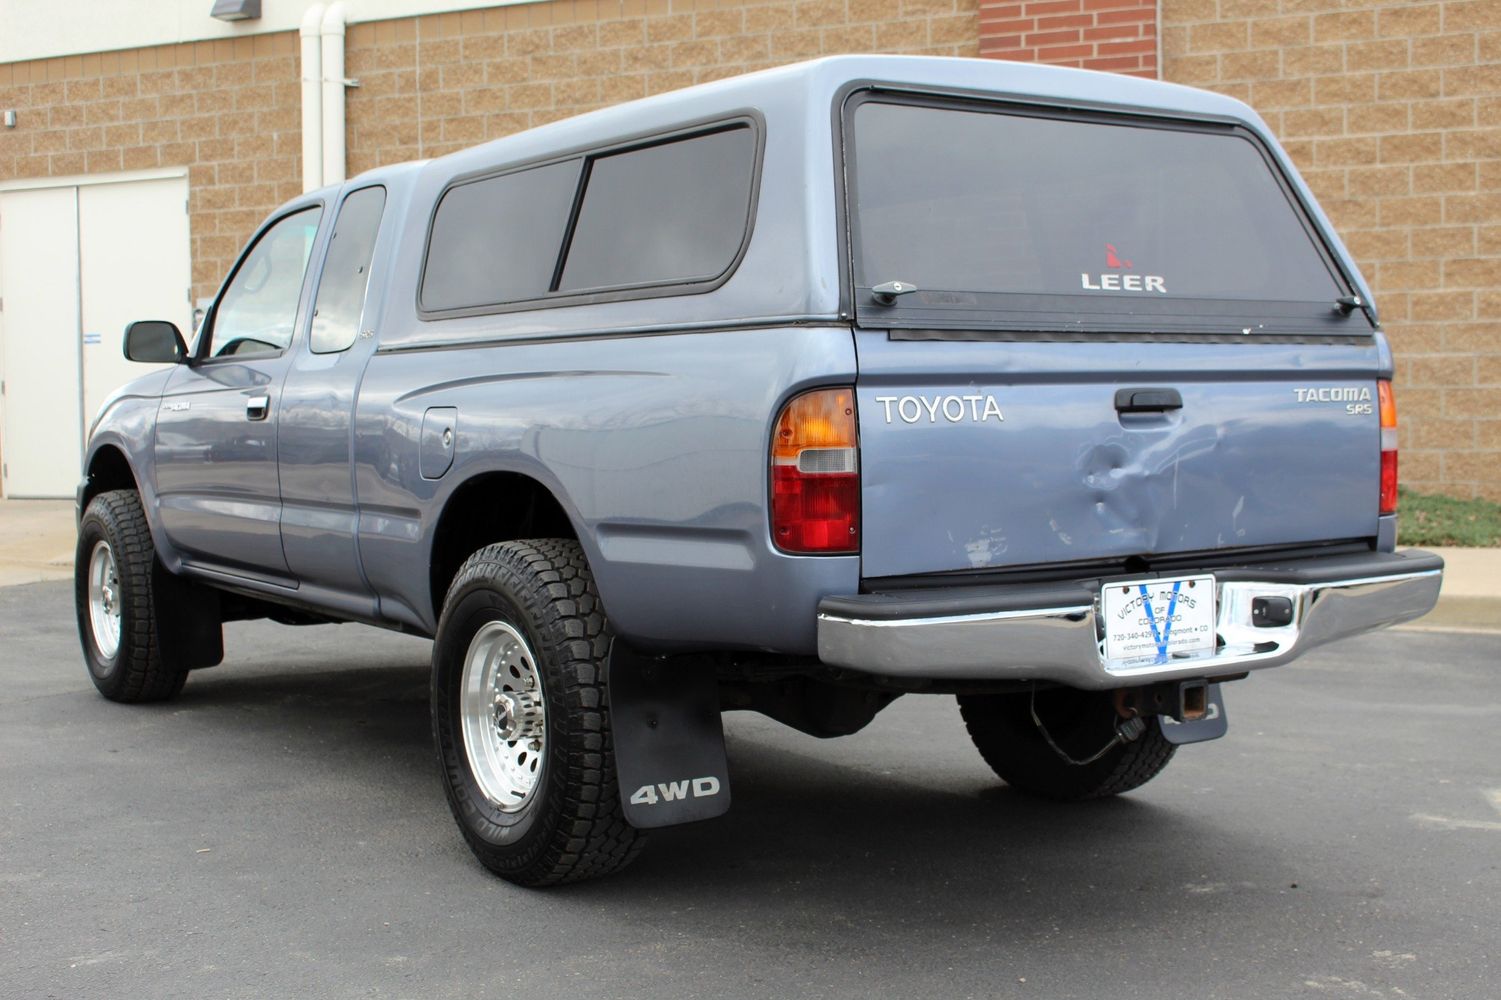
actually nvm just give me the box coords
[433,540,642,885]
[87,540,122,660]
[460,620,546,811]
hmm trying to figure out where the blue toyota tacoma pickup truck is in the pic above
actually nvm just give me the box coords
[76,56,1444,886]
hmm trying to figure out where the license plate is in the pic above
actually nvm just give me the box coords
[1101,575,1216,665]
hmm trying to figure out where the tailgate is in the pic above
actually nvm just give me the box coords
[855,332,1383,578]
[843,93,1383,579]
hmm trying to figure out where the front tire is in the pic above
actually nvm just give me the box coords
[431,539,642,886]
[74,490,189,703]
[957,687,1176,800]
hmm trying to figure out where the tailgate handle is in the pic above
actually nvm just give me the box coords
[1115,388,1182,413]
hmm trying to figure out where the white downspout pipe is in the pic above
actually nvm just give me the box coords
[299,4,325,193]
[320,2,348,188]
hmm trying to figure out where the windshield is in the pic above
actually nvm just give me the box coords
[848,99,1362,333]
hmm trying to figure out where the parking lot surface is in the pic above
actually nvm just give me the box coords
[1,579,1497,1000]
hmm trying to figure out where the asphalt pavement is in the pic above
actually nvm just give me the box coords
[1,579,1497,1000]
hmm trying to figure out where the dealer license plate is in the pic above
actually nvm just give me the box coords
[1101,575,1216,665]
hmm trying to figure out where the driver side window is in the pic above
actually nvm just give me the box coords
[207,206,323,359]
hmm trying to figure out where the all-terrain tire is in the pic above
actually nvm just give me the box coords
[431,539,643,887]
[74,489,190,703]
[957,687,1176,800]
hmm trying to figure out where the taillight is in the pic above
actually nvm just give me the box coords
[771,388,859,554]
[1378,379,1398,515]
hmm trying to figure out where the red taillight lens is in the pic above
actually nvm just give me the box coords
[1378,379,1398,515]
[772,466,860,552]
[771,388,859,554]
[1380,450,1399,516]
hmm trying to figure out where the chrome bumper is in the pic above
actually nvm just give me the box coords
[816,551,1444,690]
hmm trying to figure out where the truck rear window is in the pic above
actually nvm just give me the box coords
[849,100,1363,334]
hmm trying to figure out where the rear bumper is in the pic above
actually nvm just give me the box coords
[816,549,1444,689]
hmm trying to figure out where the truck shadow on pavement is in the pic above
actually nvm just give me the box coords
[608,734,1268,920]
[165,644,1276,927]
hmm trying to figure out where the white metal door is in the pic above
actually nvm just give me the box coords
[0,172,189,498]
[0,186,82,497]
[79,177,189,428]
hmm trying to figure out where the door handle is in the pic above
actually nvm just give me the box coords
[246,395,270,421]
[1114,387,1183,413]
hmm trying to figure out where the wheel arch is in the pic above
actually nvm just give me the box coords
[427,470,578,625]
[81,443,140,512]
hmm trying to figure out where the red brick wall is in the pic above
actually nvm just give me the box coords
[979,0,1159,77]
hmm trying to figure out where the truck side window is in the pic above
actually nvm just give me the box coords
[208,206,323,359]
[558,126,755,292]
[421,159,581,312]
[310,186,387,354]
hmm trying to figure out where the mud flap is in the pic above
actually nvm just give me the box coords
[608,642,731,829]
[153,562,223,670]
[1157,682,1228,745]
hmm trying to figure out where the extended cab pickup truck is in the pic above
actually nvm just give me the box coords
[76,56,1443,886]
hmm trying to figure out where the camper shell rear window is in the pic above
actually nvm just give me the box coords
[845,94,1371,335]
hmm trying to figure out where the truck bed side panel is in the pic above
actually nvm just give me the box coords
[352,326,858,651]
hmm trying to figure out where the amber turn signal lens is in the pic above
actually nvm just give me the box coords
[772,388,856,460]
[1378,380,1397,431]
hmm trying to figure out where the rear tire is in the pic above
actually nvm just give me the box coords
[431,539,642,886]
[74,490,189,703]
[957,687,1176,800]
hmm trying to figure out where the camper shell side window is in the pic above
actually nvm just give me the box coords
[418,118,763,319]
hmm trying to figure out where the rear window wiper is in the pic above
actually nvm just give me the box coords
[1333,294,1364,316]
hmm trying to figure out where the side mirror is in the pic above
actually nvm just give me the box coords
[124,321,188,364]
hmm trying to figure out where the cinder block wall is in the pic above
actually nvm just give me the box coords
[1163,0,1501,501]
[2,0,1497,500]
[0,34,304,297]
[344,0,981,172]
[0,0,981,300]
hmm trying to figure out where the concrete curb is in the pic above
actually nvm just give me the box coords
[0,499,1495,629]
[1402,596,1499,631]
[1399,546,1498,632]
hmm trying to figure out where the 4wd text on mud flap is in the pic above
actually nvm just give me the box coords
[629,776,721,806]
